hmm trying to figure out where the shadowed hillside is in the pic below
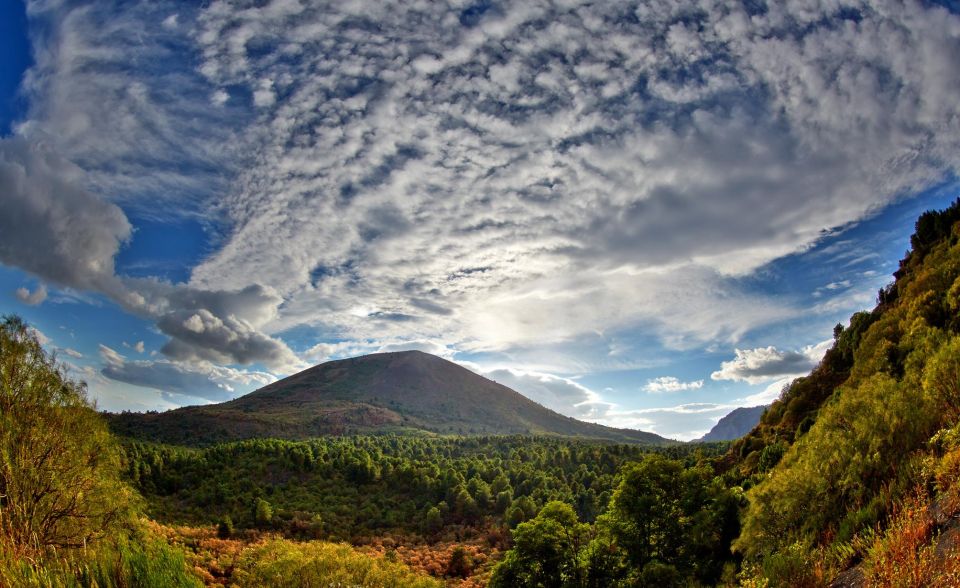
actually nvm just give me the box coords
[107,350,669,446]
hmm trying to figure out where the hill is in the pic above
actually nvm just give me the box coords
[728,198,960,584]
[106,350,669,445]
[696,405,766,442]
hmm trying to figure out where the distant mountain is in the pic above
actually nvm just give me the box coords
[106,350,670,446]
[697,405,767,442]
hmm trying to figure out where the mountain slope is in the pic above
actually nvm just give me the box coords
[697,405,766,442]
[729,198,960,583]
[107,350,669,445]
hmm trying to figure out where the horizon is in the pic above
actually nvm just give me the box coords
[2,0,960,440]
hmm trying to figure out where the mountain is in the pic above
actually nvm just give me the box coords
[106,350,670,446]
[697,405,766,442]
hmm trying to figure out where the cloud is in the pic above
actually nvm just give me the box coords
[18,1,242,217]
[99,344,276,403]
[177,0,960,365]
[6,0,960,411]
[15,284,47,305]
[28,327,51,346]
[0,133,301,372]
[483,368,613,420]
[62,347,83,359]
[0,138,131,291]
[643,376,704,393]
[585,403,737,441]
[711,340,832,384]
[739,377,795,407]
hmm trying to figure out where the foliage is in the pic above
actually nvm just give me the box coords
[0,316,135,556]
[230,537,443,588]
[0,518,202,588]
[490,455,742,587]
[735,199,960,584]
[860,490,960,588]
[489,501,590,587]
[122,434,723,540]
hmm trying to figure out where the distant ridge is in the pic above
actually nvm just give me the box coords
[106,350,671,446]
[697,405,767,442]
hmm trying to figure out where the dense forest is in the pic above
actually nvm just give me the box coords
[2,199,960,586]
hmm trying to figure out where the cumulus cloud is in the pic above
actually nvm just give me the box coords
[0,133,300,372]
[643,376,704,393]
[123,340,145,353]
[99,344,276,403]
[711,340,832,384]
[0,138,131,290]
[15,284,47,305]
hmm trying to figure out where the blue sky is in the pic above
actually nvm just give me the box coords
[2,0,959,439]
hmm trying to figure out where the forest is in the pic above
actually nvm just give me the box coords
[2,199,960,586]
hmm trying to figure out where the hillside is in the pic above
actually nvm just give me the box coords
[106,350,669,445]
[728,198,960,585]
[697,405,766,442]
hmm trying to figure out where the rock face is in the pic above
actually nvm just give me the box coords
[697,405,767,442]
[107,350,670,446]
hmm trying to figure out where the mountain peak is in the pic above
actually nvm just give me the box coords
[107,350,670,446]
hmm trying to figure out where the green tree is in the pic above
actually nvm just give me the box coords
[254,497,273,527]
[446,546,473,578]
[217,515,234,538]
[423,506,443,535]
[601,455,684,570]
[0,316,133,554]
[489,501,589,588]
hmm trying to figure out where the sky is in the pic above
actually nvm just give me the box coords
[1,0,959,441]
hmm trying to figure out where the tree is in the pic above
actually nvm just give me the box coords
[489,501,589,588]
[254,497,273,527]
[0,316,132,554]
[217,515,234,538]
[600,455,684,570]
[423,506,443,535]
[446,546,473,578]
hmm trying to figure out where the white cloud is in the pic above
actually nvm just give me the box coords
[0,138,131,291]
[99,344,276,402]
[643,376,704,393]
[252,79,275,108]
[585,403,737,441]
[738,377,795,407]
[5,0,960,412]
[483,367,613,420]
[62,347,83,358]
[711,340,832,384]
[211,89,229,106]
[15,284,47,305]
[28,327,51,346]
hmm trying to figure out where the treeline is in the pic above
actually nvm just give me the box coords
[122,434,728,541]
